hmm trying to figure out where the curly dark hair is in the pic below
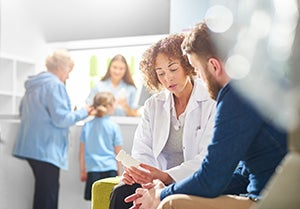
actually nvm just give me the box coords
[140,33,195,92]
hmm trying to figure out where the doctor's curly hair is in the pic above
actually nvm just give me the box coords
[139,33,195,92]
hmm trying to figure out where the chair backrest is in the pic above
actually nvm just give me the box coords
[91,176,121,209]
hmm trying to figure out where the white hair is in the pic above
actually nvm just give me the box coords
[45,49,74,72]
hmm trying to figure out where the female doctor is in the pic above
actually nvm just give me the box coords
[109,33,216,209]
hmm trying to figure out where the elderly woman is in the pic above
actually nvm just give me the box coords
[13,49,93,209]
[109,34,216,209]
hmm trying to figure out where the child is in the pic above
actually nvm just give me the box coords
[79,92,123,201]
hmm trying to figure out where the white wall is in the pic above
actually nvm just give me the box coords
[0,0,49,71]
[170,0,208,33]
[0,0,209,74]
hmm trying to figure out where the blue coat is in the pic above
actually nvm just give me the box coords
[13,71,88,169]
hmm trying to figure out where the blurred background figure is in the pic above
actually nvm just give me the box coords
[79,91,123,201]
[13,49,93,209]
[86,54,139,117]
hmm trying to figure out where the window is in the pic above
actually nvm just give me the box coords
[65,35,167,108]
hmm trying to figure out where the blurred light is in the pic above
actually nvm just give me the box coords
[237,0,257,17]
[267,0,299,62]
[250,11,272,39]
[273,0,299,19]
[268,24,295,61]
[206,1,300,130]
[225,55,251,79]
[235,27,257,61]
[205,5,233,33]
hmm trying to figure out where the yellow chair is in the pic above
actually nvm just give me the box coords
[91,176,121,209]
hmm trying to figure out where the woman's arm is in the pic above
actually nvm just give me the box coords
[48,84,88,127]
[119,85,140,116]
[116,98,140,116]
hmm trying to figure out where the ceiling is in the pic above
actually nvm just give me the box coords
[25,0,170,43]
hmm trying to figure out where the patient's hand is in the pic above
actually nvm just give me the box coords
[125,179,165,209]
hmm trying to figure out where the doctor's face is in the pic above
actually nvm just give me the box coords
[155,53,190,97]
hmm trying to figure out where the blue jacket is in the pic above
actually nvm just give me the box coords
[160,81,287,200]
[13,71,88,169]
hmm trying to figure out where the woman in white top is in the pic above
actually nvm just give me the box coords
[109,34,216,209]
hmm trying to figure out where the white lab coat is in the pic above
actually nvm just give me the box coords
[132,80,216,182]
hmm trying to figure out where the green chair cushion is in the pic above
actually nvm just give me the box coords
[91,176,121,209]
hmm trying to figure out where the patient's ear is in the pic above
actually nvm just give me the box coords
[208,58,222,76]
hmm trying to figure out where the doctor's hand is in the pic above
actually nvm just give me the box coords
[121,166,137,185]
[125,163,174,185]
[125,179,165,209]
